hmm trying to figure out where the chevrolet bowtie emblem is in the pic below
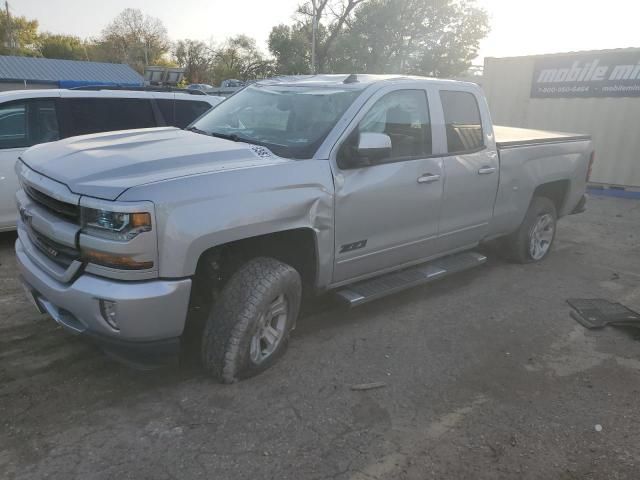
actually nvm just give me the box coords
[19,207,32,223]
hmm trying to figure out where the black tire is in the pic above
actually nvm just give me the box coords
[505,196,558,264]
[201,257,301,383]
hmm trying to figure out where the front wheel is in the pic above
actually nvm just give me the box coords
[201,257,301,383]
[505,196,557,263]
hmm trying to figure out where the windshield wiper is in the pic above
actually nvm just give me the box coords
[208,131,243,142]
[186,127,246,143]
[187,127,275,152]
[209,131,273,149]
[185,126,208,135]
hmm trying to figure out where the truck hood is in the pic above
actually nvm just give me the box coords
[20,127,290,200]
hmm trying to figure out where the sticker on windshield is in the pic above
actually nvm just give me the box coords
[250,145,274,159]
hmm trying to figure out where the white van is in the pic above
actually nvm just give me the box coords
[0,88,223,231]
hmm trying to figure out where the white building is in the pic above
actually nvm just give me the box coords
[483,48,640,188]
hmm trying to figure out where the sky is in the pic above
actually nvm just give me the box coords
[8,0,640,62]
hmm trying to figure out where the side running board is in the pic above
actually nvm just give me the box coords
[335,251,487,307]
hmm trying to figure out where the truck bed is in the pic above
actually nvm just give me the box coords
[494,125,590,148]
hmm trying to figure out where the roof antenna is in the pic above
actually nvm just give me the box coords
[343,74,358,84]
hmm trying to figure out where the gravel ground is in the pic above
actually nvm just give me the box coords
[1,195,639,480]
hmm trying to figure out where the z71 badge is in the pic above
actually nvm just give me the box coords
[339,240,367,253]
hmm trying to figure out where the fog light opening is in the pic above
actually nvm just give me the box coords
[100,299,120,330]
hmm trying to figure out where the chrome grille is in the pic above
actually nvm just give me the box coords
[24,184,79,221]
[23,220,81,269]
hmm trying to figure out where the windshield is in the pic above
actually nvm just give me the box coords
[191,84,362,159]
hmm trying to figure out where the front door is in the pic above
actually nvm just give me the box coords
[332,88,443,283]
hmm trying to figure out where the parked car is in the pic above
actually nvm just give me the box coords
[15,75,593,382]
[0,88,223,231]
[220,79,246,88]
[187,83,214,91]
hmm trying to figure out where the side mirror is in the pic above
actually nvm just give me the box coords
[357,132,392,163]
[337,131,392,169]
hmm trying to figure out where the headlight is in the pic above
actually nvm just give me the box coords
[78,201,157,275]
[81,207,152,241]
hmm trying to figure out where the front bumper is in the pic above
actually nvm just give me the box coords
[16,237,192,364]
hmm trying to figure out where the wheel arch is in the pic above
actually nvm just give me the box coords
[193,227,322,297]
[531,179,569,215]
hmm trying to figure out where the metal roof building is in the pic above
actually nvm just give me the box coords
[0,55,144,91]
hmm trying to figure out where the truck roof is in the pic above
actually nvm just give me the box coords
[0,88,223,104]
[256,74,474,89]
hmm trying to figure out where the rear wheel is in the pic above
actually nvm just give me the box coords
[505,196,557,263]
[201,257,301,383]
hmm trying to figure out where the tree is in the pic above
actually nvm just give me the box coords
[99,8,169,71]
[211,35,274,84]
[297,0,368,72]
[173,35,274,86]
[152,56,178,68]
[174,39,212,83]
[415,0,490,77]
[269,0,489,77]
[38,33,87,60]
[0,9,39,56]
[333,0,489,76]
[268,24,311,75]
[268,0,368,75]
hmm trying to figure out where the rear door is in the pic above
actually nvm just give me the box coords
[332,87,443,283]
[434,88,499,250]
[0,98,61,229]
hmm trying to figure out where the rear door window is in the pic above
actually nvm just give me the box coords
[156,99,175,126]
[174,100,212,128]
[65,98,157,136]
[32,100,60,144]
[155,99,212,128]
[439,90,484,153]
[114,98,157,130]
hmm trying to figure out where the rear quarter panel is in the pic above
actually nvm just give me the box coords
[489,139,592,237]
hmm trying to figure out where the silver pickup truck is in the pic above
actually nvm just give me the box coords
[15,75,593,382]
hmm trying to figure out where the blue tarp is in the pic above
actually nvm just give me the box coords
[587,187,640,200]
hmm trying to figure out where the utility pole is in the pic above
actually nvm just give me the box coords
[4,1,13,54]
[310,0,317,74]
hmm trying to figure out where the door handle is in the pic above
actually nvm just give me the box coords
[478,166,496,175]
[417,173,441,184]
